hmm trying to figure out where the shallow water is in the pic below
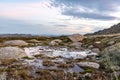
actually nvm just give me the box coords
[24,46,97,59]
[24,46,97,73]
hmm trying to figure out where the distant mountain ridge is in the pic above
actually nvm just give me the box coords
[0,34,33,37]
[86,23,120,35]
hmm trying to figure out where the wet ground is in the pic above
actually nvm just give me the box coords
[23,46,98,73]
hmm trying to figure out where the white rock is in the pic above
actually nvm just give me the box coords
[49,39,62,46]
[0,47,27,59]
[68,34,85,42]
[3,40,28,46]
[77,62,100,69]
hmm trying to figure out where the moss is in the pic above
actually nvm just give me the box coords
[17,70,29,76]
[43,60,55,66]
[1,59,18,66]
[36,69,50,75]
[34,54,45,58]
[83,67,95,73]
[0,68,6,73]
[47,69,63,73]
[57,63,74,68]
[22,56,34,60]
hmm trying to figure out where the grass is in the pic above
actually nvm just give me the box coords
[57,63,74,68]
[22,56,34,60]
[0,68,6,73]
[43,60,55,66]
[34,54,45,58]
[1,59,18,66]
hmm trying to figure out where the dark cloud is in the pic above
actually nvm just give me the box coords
[52,0,119,11]
[52,0,119,20]
[62,9,116,20]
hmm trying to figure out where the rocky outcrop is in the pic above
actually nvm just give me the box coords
[0,47,27,59]
[3,40,28,46]
[77,62,100,69]
[86,23,120,35]
[49,39,62,46]
[68,34,85,42]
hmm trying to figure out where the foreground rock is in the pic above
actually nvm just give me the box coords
[0,47,27,59]
[49,39,62,46]
[68,34,85,42]
[3,40,28,46]
[77,62,100,69]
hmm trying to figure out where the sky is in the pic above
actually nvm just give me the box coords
[0,0,120,35]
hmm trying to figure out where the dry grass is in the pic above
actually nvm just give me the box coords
[43,60,55,66]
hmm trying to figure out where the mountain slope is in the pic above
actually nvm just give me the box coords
[87,23,120,35]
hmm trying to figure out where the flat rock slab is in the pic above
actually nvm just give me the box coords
[77,62,100,69]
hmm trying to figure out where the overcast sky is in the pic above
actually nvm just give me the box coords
[0,0,120,35]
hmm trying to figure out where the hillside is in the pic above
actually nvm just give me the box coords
[86,23,120,35]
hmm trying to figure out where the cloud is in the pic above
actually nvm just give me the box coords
[62,9,116,20]
[0,0,120,35]
[52,0,120,11]
[51,0,120,20]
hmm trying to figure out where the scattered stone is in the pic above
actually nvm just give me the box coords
[88,45,94,49]
[94,41,101,44]
[70,42,82,48]
[68,34,85,42]
[49,39,62,46]
[3,40,28,46]
[107,41,115,45]
[92,48,100,53]
[77,62,100,69]
[0,72,7,80]
[0,47,27,59]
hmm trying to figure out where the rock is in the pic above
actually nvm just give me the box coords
[0,72,7,80]
[114,36,120,39]
[70,42,82,48]
[92,48,100,53]
[94,41,101,44]
[49,39,62,46]
[3,40,28,46]
[88,45,94,49]
[0,47,27,59]
[77,62,100,69]
[68,34,85,42]
[107,41,115,45]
